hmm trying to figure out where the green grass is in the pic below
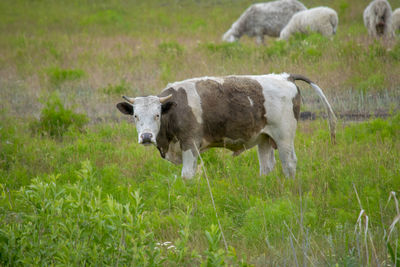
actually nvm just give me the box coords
[1,113,399,265]
[1,0,400,265]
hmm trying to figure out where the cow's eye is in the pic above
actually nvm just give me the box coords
[155,114,160,120]
[134,114,139,120]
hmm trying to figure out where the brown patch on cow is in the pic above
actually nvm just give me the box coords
[268,135,278,149]
[288,74,312,84]
[288,74,308,121]
[195,77,267,152]
[292,88,301,121]
[156,88,201,156]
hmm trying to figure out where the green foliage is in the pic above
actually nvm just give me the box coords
[261,33,330,63]
[182,17,207,33]
[389,42,400,61]
[289,32,329,46]
[158,41,184,58]
[47,67,85,85]
[203,224,227,266]
[342,41,391,92]
[367,41,387,59]
[338,0,349,17]
[343,113,400,142]
[0,161,164,266]
[203,42,253,59]
[287,33,328,62]
[264,40,288,58]
[102,80,130,95]
[160,61,174,84]
[30,93,88,138]
[1,114,400,265]
[156,41,185,83]
[339,39,363,59]
[387,240,400,267]
[81,9,126,27]
[355,73,386,92]
[240,197,297,244]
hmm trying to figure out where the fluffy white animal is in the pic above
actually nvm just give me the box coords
[222,0,306,44]
[279,7,339,40]
[392,8,400,33]
[363,0,394,38]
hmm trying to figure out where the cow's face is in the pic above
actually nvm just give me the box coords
[116,95,173,145]
[374,2,389,31]
[222,29,238,43]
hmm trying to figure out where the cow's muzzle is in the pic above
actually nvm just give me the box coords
[140,132,154,146]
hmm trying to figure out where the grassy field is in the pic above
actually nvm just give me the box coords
[1,0,400,265]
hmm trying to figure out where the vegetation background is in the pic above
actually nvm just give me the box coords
[0,0,400,265]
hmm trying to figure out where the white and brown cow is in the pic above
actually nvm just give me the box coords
[117,73,336,179]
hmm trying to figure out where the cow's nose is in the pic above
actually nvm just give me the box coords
[141,133,153,144]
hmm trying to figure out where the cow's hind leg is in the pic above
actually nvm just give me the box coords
[257,135,276,176]
[277,141,297,178]
[265,117,298,178]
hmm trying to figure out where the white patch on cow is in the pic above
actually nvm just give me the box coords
[245,73,298,178]
[181,149,197,179]
[165,141,182,165]
[247,96,254,106]
[261,76,297,132]
[243,73,298,136]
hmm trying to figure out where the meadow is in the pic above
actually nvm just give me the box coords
[1,0,400,265]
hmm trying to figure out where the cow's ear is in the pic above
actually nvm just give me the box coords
[116,102,133,115]
[161,102,176,114]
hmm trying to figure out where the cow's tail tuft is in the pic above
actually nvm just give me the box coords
[289,74,337,144]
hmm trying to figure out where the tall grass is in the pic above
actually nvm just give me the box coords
[1,113,399,265]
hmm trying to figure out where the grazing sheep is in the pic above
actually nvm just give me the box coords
[363,0,394,38]
[392,8,400,33]
[222,0,306,44]
[279,7,339,40]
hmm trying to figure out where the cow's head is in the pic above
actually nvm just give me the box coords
[222,29,239,43]
[116,95,174,145]
[373,1,390,34]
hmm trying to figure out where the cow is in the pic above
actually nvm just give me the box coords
[222,0,307,44]
[116,73,337,179]
[363,0,395,39]
[279,7,339,40]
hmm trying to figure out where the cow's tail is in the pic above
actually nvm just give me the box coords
[289,74,337,144]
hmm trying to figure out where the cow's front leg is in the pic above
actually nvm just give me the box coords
[181,148,198,179]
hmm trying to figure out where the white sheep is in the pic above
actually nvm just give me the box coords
[392,8,400,33]
[363,0,394,39]
[222,0,306,44]
[279,7,339,40]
